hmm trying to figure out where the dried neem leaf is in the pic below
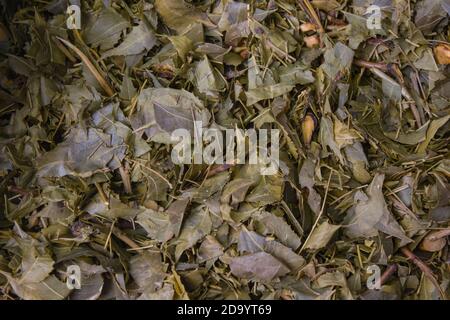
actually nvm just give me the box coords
[279,63,315,85]
[19,246,54,284]
[344,142,371,184]
[414,0,448,34]
[197,235,224,264]
[217,0,251,46]
[319,116,344,164]
[130,88,211,144]
[174,205,212,261]
[333,117,362,149]
[303,220,340,251]
[5,275,71,300]
[245,84,294,106]
[1,0,449,301]
[138,283,175,300]
[169,35,194,62]
[417,115,450,154]
[85,194,143,219]
[220,178,254,205]
[84,6,130,51]
[119,74,137,101]
[344,173,411,245]
[69,262,105,300]
[57,38,115,97]
[35,127,119,177]
[190,171,230,202]
[155,0,210,33]
[129,252,168,292]
[321,42,354,79]
[191,55,226,100]
[238,229,305,272]
[102,21,157,59]
[136,198,188,243]
[229,251,290,283]
[36,103,136,178]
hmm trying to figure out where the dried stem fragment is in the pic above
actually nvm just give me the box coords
[380,264,398,285]
[56,37,115,97]
[400,247,447,299]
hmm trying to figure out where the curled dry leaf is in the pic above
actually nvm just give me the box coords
[433,44,450,65]
[420,229,450,252]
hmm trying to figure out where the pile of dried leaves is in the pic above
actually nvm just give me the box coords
[0,0,449,300]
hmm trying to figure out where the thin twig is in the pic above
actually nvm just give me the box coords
[380,264,398,285]
[112,227,140,250]
[400,247,447,299]
[132,160,173,189]
[94,182,109,205]
[299,173,333,253]
[56,37,115,97]
[370,68,422,127]
[354,59,389,72]
[119,163,132,194]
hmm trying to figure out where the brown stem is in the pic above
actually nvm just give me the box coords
[366,38,393,47]
[354,59,389,72]
[400,247,432,275]
[119,163,132,194]
[7,186,31,197]
[112,228,140,250]
[400,247,447,299]
[326,15,347,26]
[52,36,76,63]
[380,264,398,285]
[354,60,409,95]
